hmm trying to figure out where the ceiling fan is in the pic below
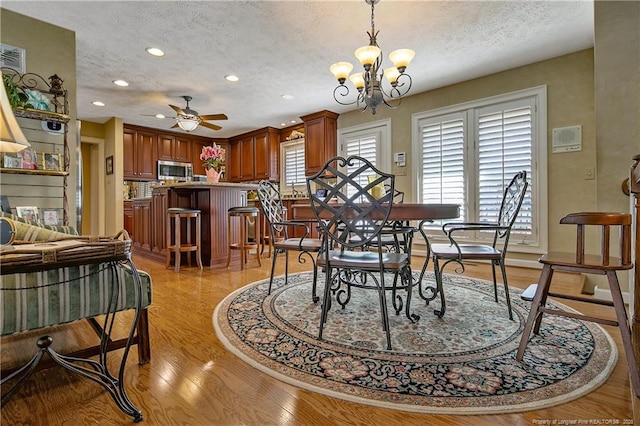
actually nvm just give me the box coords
[169,95,228,132]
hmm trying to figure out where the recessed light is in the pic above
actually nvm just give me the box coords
[281,94,294,100]
[225,75,239,82]
[280,123,287,126]
[290,120,297,124]
[145,47,165,57]
[92,101,105,107]
[155,114,165,119]
[113,79,129,87]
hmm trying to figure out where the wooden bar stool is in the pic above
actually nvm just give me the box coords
[166,207,203,273]
[226,206,262,270]
[516,212,640,397]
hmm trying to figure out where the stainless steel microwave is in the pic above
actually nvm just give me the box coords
[157,160,193,181]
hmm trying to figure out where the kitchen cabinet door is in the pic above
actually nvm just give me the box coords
[239,136,254,181]
[123,128,137,179]
[158,134,191,163]
[254,128,279,181]
[301,110,339,177]
[136,131,158,180]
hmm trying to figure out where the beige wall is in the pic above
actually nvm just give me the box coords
[1,9,77,227]
[339,49,597,259]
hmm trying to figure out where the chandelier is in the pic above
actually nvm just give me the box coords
[330,0,415,115]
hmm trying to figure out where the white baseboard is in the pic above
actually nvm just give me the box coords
[594,287,631,304]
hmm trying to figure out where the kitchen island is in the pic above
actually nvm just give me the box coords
[133,182,258,267]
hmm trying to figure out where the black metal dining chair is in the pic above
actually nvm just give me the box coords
[428,170,528,320]
[307,155,418,350]
[257,180,322,302]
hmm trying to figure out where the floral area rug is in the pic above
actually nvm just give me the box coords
[212,271,616,414]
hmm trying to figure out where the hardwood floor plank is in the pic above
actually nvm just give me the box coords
[1,253,636,425]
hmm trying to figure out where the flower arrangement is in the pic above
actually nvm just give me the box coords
[200,143,225,172]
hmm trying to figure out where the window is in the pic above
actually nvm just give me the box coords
[412,86,547,252]
[338,119,392,199]
[280,140,305,193]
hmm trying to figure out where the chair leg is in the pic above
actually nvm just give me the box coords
[174,214,181,273]
[283,250,289,286]
[226,215,232,268]
[311,256,319,303]
[318,266,333,341]
[376,271,393,350]
[491,261,499,302]
[516,264,553,361]
[268,249,279,295]
[498,260,513,320]
[606,271,640,397]
[432,257,447,318]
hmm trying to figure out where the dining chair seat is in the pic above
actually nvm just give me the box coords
[274,237,322,252]
[430,243,501,259]
[318,250,409,269]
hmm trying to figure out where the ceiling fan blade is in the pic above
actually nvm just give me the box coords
[199,113,228,121]
[199,121,222,131]
[170,123,179,128]
[169,104,185,115]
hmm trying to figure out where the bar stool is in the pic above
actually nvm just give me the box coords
[226,206,262,270]
[166,207,203,273]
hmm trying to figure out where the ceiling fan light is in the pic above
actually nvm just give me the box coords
[354,45,381,68]
[389,49,415,73]
[329,62,353,84]
[177,115,200,132]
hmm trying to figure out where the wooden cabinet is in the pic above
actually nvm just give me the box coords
[124,126,158,180]
[229,127,279,182]
[158,134,191,163]
[301,110,339,176]
[132,199,152,250]
[123,200,134,237]
[254,128,280,181]
[151,187,169,254]
[229,135,254,181]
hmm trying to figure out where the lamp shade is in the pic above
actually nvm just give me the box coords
[0,80,31,153]
[354,45,381,67]
[389,49,415,72]
[176,115,201,132]
[383,67,400,85]
[348,72,365,91]
[329,62,353,83]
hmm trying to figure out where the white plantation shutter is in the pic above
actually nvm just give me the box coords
[414,88,543,248]
[280,140,305,188]
[476,101,533,238]
[344,134,378,199]
[420,112,466,222]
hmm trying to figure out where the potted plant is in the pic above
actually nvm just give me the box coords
[2,73,33,110]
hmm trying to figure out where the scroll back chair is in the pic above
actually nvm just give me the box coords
[257,180,322,302]
[307,155,418,350]
[516,212,639,397]
[429,170,528,319]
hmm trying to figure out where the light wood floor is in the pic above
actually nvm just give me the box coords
[1,252,637,425]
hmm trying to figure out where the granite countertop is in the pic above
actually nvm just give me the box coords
[152,182,258,189]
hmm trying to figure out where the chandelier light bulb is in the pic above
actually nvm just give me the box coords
[177,116,200,132]
[330,62,354,84]
[348,72,366,91]
[389,49,415,73]
[383,67,400,85]
[354,45,381,69]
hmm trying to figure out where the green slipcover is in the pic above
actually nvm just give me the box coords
[0,219,153,336]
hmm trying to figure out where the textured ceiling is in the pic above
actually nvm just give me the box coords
[2,1,594,138]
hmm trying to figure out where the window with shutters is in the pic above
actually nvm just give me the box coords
[412,86,547,252]
[338,120,392,200]
[279,140,306,193]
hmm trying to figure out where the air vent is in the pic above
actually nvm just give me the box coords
[0,44,26,73]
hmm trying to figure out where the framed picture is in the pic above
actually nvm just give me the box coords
[15,206,39,223]
[42,209,60,226]
[2,154,22,169]
[105,155,114,175]
[42,152,62,171]
[18,148,37,169]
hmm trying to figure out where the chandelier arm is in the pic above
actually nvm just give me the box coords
[333,85,358,106]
